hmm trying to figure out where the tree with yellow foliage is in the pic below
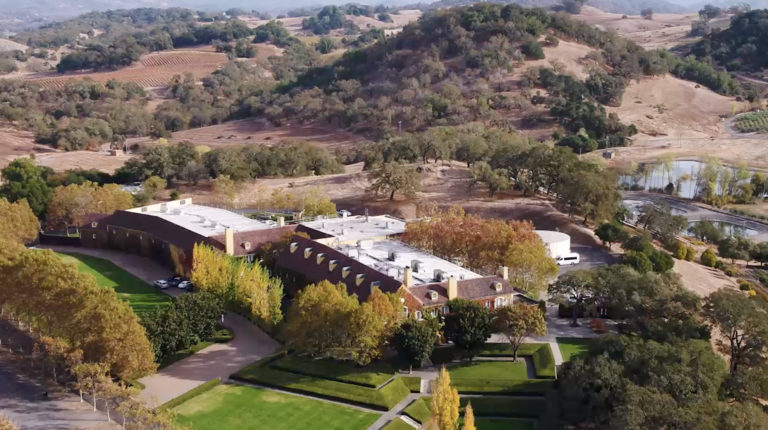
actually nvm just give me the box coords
[191,243,284,329]
[431,367,459,430]
[462,402,476,430]
[46,182,132,229]
[0,197,40,244]
[283,281,402,365]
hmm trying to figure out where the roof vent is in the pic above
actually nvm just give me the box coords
[434,269,446,282]
[411,260,423,273]
[388,251,398,261]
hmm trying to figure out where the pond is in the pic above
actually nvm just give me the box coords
[686,220,759,238]
[618,160,756,200]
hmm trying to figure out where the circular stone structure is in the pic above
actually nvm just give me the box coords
[534,230,571,259]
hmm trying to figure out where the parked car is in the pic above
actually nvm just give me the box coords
[166,276,183,287]
[555,253,580,266]
[153,279,169,289]
[177,280,192,290]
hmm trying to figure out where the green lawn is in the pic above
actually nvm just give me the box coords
[271,355,396,388]
[56,252,170,315]
[232,362,410,410]
[449,361,528,380]
[556,337,593,363]
[381,418,415,430]
[174,384,379,430]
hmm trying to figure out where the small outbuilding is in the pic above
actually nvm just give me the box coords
[534,230,571,259]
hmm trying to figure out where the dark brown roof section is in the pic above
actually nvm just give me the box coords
[405,277,521,307]
[274,235,402,302]
[295,224,334,240]
[211,225,298,256]
[82,210,219,252]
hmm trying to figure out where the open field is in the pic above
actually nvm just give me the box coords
[21,49,229,89]
[0,126,36,167]
[449,361,528,381]
[173,384,379,430]
[35,150,133,173]
[0,38,27,52]
[611,74,734,139]
[574,6,711,50]
[146,118,371,151]
[526,39,598,80]
[55,252,170,315]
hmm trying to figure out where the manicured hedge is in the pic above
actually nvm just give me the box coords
[231,364,409,410]
[450,378,553,394]
[158,378,221,411]
[459,397,547,418]
[270,355,395,388]
[530,344,556,379]
[479,343,556,379]
[403,397,432,423]
[400,376,422,393]
[405,396,549,423]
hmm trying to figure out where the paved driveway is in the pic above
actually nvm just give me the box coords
[0,359,117,430]
[40,245,281,408]
[138,312,279,407]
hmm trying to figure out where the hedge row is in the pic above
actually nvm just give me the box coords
[231,364,409,410]
[400,376,422,393]
[270,355,395,388]
[450,378,553,395]
[478,343,556,379]
[405,396,548,423]
[157,378,221,411]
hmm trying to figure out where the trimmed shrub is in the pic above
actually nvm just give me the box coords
[625,251,652,273]
[672,241,687,259]
[685,246,696,261]
[700,248,717,267]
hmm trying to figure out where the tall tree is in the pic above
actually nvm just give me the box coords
[0,198,40,244]
[548,270,596,327]
[47,182,132,229]
[494,303,547,361]
[0,158,52,218]
[462,402,476,430]
[704,290,768,377]
[369,162,421,200]
[394,319,439,371]
[444,299,493,360]
[431,367,459,430]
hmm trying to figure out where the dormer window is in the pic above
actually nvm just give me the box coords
[243,241,252,250]
[290,242,299,253]
[494,282,503,292]
[91,221,98,228]
[429,290,439,302]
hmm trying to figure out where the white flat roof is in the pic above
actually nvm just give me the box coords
[127,200,275,238]
[535,230,570,244]
[301,215,406,242]
[338,240,480,286]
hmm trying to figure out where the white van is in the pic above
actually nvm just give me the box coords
[555,253,580,266]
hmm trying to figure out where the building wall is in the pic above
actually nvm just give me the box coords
[81,225,177,270]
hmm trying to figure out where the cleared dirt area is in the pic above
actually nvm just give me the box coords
[0,126,36,167]
[528,39,598,80]
[673,259,738,297]
[18,49,229,89]
[139,119,372,151]
[611,74,734,138]
[574,6,705,50]
[35,150,131,174]
[0,38,27,52]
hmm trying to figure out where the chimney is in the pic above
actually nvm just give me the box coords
[225,228,234,255]
[403,266,413,288]
[447,275,458,300]
[277,216,285,227]
[499,266,509,281]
